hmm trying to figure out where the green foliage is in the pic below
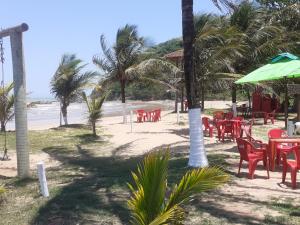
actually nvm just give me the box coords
[93,24,144,103]
[0,83,14,131]
[81,88,107,136]
[128,149,229,225]
[51,54,97,107]
[257,0,298,9]
[145,38,182,57]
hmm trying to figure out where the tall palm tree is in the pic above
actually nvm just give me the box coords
[93,24,144,123]
[181,0,233,167]
[81,88,107,136]
[128,149,229,224]
[0,83,14,132]
[51,54,97,125]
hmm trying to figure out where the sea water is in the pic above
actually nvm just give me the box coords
[6,100,174,130]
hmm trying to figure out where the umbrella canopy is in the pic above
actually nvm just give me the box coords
[236,53,300,84]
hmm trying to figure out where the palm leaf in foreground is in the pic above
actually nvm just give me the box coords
[128,149,229,225]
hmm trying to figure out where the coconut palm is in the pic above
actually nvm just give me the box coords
[181,0,234,167]
[81,88,107,136]
[93,24,144,124]
[0,83,14,132]
[128,149,229,225]
[51,54,97,125]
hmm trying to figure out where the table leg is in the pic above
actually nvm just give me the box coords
[269,140,276,171]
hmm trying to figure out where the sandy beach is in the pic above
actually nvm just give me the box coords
[0,101,299,223]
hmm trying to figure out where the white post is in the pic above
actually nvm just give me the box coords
[232,103,237,117]
[287,121,294,137]
[130,110,133,133]
[37,162,49,197]
[177,103,180,124]
[11,31,30,178]
[188,108,208,167]
[122,102,127,124]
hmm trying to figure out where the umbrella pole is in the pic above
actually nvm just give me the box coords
[284,77,288,129]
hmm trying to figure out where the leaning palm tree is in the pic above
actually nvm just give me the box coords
[181,0,234,167]
[128,149,229,224]
[81,89,107,136]
[0,83,14,132]
[93,24,144,123]
[51,54,97,125]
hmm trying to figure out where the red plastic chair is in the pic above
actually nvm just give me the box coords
[224,112,234,120]
[202,117,213,137]
[282,145,300,189]
[213,111,224,124]
[268,129,293,165]
[219,120,234,142]
[152,109,161,122]
[236,138,269,179]
[136,110,145,123]
[264,110,275,124]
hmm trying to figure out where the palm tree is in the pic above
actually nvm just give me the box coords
[181,0,233,167]
[93,24,144,123]
[128,149,229,224]
[81,88,107,136]
[0,83,14,132]
[51,54,97,125]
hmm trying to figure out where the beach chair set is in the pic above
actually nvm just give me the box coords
[135,109,161,123]
[236,127,300,189]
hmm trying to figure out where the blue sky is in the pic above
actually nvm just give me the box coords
[0,0,220,98]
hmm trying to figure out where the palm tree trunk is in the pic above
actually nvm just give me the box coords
[297,94,300,121]
[92,122,97,136]
[1,121,5,132]
[201,81,205,110]
[61,103,68,125]
[120,79,127,124]
[232,84,237,117]
[182,0,208,168]
[175,91,178,113]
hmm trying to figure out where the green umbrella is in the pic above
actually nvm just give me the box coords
[235,53,300,128]
[236,53,300,84]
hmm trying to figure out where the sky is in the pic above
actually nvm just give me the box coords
[0,0,221,99]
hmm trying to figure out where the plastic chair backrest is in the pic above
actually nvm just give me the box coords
[240,121,252,138]
[225,112,234,120]
[233,116,244,121]
[236,138,251,161]
[221,120,234,133]
[291,145,300,168]
[213,111,224,120]
[268,129,286,139]
[202,117,210,128]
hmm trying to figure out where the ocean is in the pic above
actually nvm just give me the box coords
[6,100,174,130]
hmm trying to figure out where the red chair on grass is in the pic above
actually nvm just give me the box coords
[136,110,145,123]
[213,111,224,124]
[282,145,300,189]
[202,117,213,137]
[236,138,269,179]
[268,129,293,165]
[218,120,234,142]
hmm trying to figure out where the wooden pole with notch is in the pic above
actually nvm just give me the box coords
[0,23,30,178]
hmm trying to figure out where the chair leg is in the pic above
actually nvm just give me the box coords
[238,159,243,175]
[248,160,258,179]
[209,127,213,137]
[291,169,297,189]
[282,162,287,183]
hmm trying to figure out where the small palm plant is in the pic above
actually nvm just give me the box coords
[128,149,229,225]
[81,89,107,136]
[0,83,14,132]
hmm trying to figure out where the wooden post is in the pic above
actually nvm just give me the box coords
[0,23,30,178]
